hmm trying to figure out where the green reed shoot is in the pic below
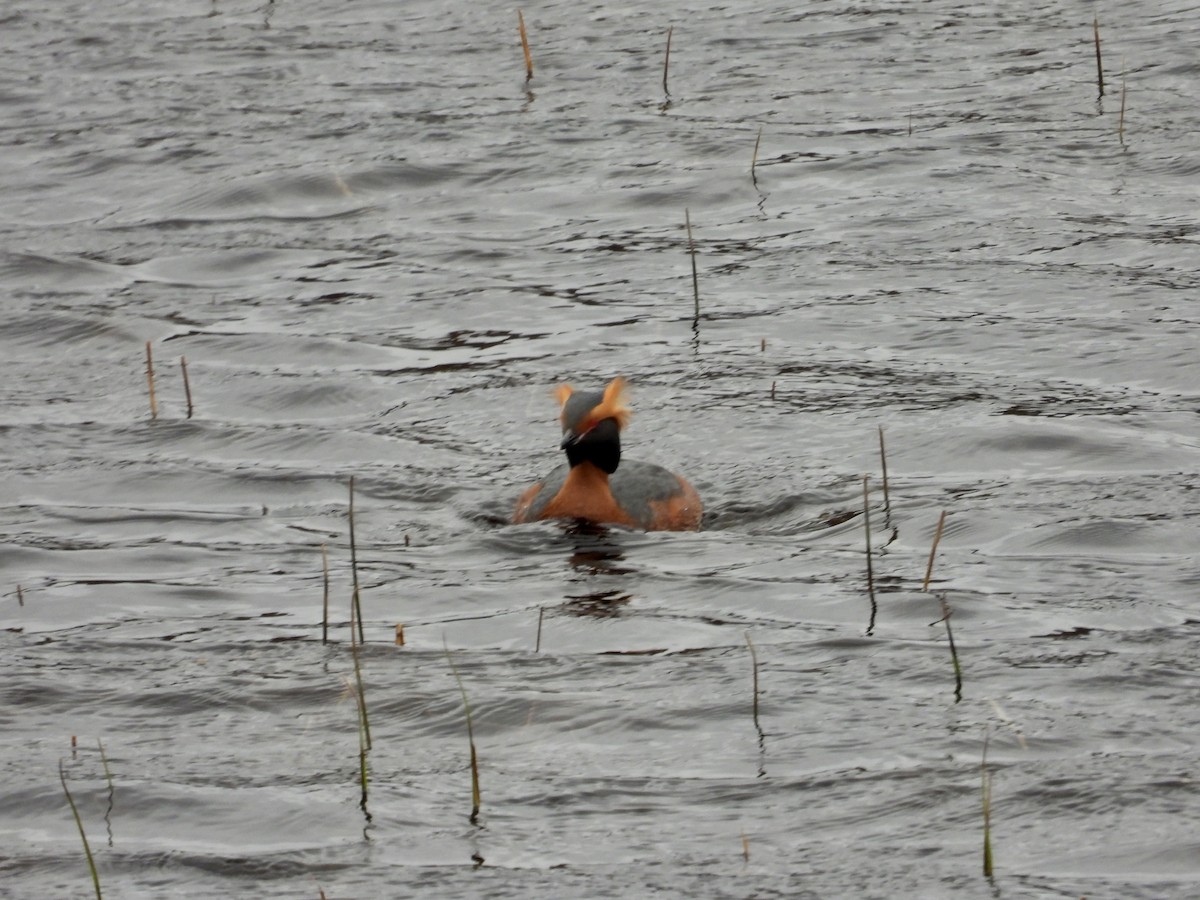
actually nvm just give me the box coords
[1093,17,1104,98]
[662,26,673,96]
[922,509,947,591]
[180,356,193,419]
[517,10,533,82]
[144,341,157,421]
[685,209,700,320]
[59,758,102,900]
[981,730,994,877]
[348,477,364,645]
[745,633,763,740]
[930,593,963,702]
[444,640,482,824]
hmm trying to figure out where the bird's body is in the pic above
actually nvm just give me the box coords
[513,378,702,531]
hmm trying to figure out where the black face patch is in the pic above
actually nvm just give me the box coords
[565,417,621,473]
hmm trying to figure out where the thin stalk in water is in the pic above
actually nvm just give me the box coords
[348,477,364,645]
[445,640,482,825]
[685,209,700,322]
[877,426,891,525]
[517,10,533,82]
[751,125,763,182]
[180,356,194,419]
[745,632,763,741]
[662,26,673,96]
[929,594,963,702]
[59,758,102,900]
[144,341,157,420]
[321,543,330,644]
[862,476,877,635]
[922,510,947,591]
[981,730,995,877]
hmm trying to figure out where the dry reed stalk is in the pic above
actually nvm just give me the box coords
[760,337,766,352]
[770,380,776,400]
[662,26,673,95]
[394,623,405,646]
[348,477,364,645]
[445,641,482,824]
[922,510,947,591]
[741,830,750,863]
[685,208,699,320]
[535,606,544,653]
[751,125,763,179]
[180,356,193,419]
[59,759,102,899]
[144,341,157,420]
[1093,17,1104,97]
[320,543,330,645]
[16,584,23,606]
[517,10,533,82]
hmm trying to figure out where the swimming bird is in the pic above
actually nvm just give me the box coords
[513,377,702,531]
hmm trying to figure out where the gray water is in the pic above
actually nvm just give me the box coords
[2,1,1198,897]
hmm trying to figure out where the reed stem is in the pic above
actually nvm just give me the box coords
[321,543,330,645]
[685,208,699,321]
[517,10,533,82]
[922,510,947,591]
[445,640,482,824]
[751,125,763,180]
[535,606,544,653]
[1093,17,1104,98]
[349,624,372,752]
[1118,59,1127,143]
[59,759,102,900]
[144,341,157,421]
[862,476,876,634]
[180,356,193,419]
[981,731,994,877]
[933,593,963,702]
[877,426,891,523]
[662,26,673,96]
[348,477,365,645]
[745,633,763,739]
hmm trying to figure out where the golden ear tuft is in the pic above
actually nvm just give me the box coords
[593,376,632,430]
[554,383,574,408]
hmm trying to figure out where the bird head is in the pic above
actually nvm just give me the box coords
[554,377,631,474]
